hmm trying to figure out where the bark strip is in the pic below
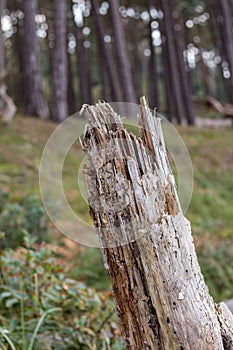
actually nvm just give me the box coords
[82,98,232,349]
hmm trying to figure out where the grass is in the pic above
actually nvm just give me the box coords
[0,114,233,301]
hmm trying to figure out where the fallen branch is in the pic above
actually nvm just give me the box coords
[193,95,233,119]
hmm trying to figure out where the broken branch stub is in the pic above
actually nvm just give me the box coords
[82,98,231,349]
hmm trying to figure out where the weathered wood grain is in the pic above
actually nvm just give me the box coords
[82,98,232,349]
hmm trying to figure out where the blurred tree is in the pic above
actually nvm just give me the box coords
[218,0,233,103]
[159,0,195,124]
[1,0,233,122]
[20,0,48,118]
[0,0,5,82]
[67,50,77,115]
[51,0,68,121]
[161,28,174,121]
[127,16,143,99]
[108,0,137,103]
[159,0,183,123]
[91,0,122,101]
[72,11,92,105]
[0,0,16,123]
[147,0,159,109]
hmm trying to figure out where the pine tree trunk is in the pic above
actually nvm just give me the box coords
[98,52,112,102]
[159,0,185,123]
[218,0,233,103]
[108,0,137,103]
[74,24,92,105]
[0,0,5,75]
[51,0,68,121]
[160,15,176,122]
[173,9,195,125]
[67,51,76,115]
[147,2,159,110]
[0,0,16,123]
[21,0,48,118]
[128,20,142,98]
[159,0,195,124]
[91,0,121,102]
[82,99,233,349]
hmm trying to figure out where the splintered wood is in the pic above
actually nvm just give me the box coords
[82,97,233,350]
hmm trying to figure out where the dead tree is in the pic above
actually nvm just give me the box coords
[82,98,233,349]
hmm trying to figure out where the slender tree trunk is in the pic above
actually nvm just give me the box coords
[183,9,194,96]
[132,44,142,98]
[108,0,137,103]
[148,2,159,109]
[51,0,68,121]
[159,9,178,122]
[159,0,195,124]
[127,19,142,98]
[21,0,48,118]
[83,99,233,350]
[207,4,225,100]
[159,0,184,123]
[73,24,92,105]
[171,2,195,125]
[91,0,121,101]
[67,52,76,115]
[0,0,16,123]
[199,49,211,97]
[161,35,173,122]
[193,17,211,97]
[0,0,5,76]
[219,0,233,102]
[98,50,112,101]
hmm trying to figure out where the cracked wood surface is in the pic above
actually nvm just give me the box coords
[82,98,232,349]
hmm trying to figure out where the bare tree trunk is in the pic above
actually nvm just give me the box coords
[0,0,5,75]
[159,0,184,123]
[127,19,143,98]
[161,36,173,122]
[108,0,137,103]
[20,0,48,118]
[91,0,121,102]
[98,51,112,101]
[51,0,68,121]
[74,24,92,105]
[206,3,225,100]
[67,52,76,115]
[147,2,159,110]
[159,13,177,122]
[0,0,16,123]
[82,99,233,349]
[160,0,195,125]
[199,49,211,97]
[218,0,233,103]
[173,8,195,125]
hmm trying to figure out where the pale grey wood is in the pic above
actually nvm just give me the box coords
[82,98,231,349]
[224,299,233,314]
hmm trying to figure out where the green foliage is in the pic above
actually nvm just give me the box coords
[198,241,233,302]
[72,248,110,291]
[0,191,48,249]
[0,236,124,350]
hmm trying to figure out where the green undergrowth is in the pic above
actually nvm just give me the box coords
[0,114,232,343]
[0,233,124,350]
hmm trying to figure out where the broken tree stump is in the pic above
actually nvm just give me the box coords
[82,98,233,349]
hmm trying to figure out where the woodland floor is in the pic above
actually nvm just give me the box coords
[0,110,233,301]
